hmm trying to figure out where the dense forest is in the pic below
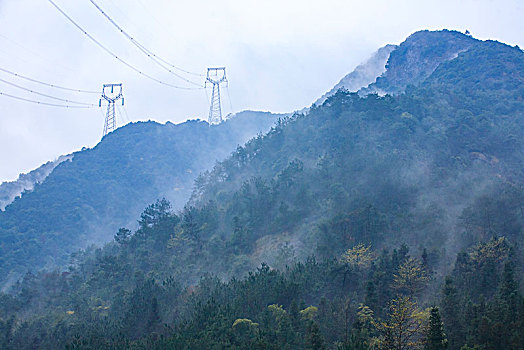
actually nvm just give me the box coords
[0,111,280,289]
[0,30,523,349]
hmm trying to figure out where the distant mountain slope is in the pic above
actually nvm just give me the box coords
[362,29,478,95]
[314,44,397,105]
[0,155,71,210]
[0,110,280,289]
[312,30,480,110]
[184,30,523,277]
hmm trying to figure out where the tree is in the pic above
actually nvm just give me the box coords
[232,318,259,345]
[440,277,463,349]
[138,198,172,230]
[342,244,375,268]
[375,296,427,350]
[421,248,430,274]
[306,321,326,350]
[180,206,203,248]
[347,304,375,350]
[231,216,248,252]
[425,307,447,350]
[393,258,428,297]
[146,297,161,334]
[114,227,131,245]
[498,261,519,307]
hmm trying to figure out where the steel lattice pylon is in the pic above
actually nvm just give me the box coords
[99,83,124,137]
[205,67,227,124]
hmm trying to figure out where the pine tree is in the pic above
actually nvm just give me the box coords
[498,262,519,307]
[306,321,326,350]
[146,297,161,334]
[114,227,131,245]
[441,276,463,348]
[494,261,522,350]
[425,307,447,350]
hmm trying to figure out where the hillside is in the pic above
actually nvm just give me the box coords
[187,31,523,272]
[0,155,71,211]
[0,110,280,289]
[362,29,479,95]
[314,44,397,105]
[0,30,523,349]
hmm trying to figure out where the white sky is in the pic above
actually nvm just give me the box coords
[0,0,522,182]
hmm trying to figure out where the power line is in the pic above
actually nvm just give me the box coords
[226,84,234,115]
[0,67,98,94]
[0,90,95,108]
[87,0,204,85]
[0,77,96,106]
[98,105,107,120]
[121,105,131,122]
[132,0,205,78]
[0,33,77,73]
[116,104,127,124]
[47,0,202,90]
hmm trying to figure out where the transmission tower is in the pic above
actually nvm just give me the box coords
[205,67,228,124]
[99,83,124,136]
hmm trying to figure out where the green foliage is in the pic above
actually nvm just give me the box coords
[425,307,447,350]
[393,258,428,297]
[374,296,428,350]
[0,30,523,350]
[0,113,279,288]
[342,244,375,268]
[300,306,319,320]
[114,228,131,245]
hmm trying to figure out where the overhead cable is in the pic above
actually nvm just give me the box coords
[0,67,98,94]
[226,85,234,114]
[132,0,204,78]
[0,77,96,106]
[0,33,77,73]
[0,90,95,108]
[47,0,202,90]
[88,0,204,85]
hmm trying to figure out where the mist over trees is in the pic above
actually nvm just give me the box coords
[0,111,280,289]
[0,30,523,349]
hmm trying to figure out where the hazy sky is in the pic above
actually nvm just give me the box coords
[0,0,522,182]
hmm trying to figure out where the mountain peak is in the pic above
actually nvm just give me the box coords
[314,44,397,106]
[314,29,481,109]
[362,29,479,95]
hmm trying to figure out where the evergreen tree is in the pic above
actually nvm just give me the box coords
[425,307,447,350]
[114,227,131,245]
[441,277,463,349]
[306,321,326,350]
[146,297,161,334]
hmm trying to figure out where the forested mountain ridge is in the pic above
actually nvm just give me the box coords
[314,44,397,105]
[0,154,71,211]
[317,30,481,102]
[362,29,479,95]
[0,30,523,349]
[0,110,280,289]
[189,31,523,268]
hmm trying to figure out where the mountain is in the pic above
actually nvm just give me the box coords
[0,110,281,289]
[314,44,397,105]
[0,29,523,349]
[186,32,523,275]
[0,155,71,210]
[310,30,480,109]
[362,29,479,95]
